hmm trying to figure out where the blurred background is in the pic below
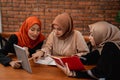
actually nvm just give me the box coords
[0,0,120,36]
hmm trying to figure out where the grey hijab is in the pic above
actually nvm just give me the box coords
[89,21,120,54]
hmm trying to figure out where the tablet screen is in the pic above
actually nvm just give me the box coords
[14,44,32,73]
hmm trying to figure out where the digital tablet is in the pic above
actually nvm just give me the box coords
[14,44,32,73]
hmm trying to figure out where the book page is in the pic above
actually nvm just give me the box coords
[35,56,56,66]
[51,56,65,67]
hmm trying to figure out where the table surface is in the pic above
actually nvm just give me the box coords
[0,32,90,80]
[0,58,94,80]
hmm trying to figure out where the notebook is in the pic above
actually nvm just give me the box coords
[35,56,56,66]
[51,56,85,71]
[14,44,32,73]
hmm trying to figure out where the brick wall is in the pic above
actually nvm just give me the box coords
[0,0,120,36]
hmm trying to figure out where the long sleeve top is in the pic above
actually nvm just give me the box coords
[0,34,44,66]
[41,30,89,57]
[75,42,120,79]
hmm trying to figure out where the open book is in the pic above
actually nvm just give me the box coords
[35,56,56,66]
[51,56,85,71]
[35,55,85,71]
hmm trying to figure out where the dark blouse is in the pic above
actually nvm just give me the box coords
[0,34,44,66]
[76,42,120,79]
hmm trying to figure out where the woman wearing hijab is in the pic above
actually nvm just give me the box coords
[57,21,120,79]
[32,13,89,61]
[0,16,45,68]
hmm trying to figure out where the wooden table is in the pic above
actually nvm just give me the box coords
[0,59,94,80]
[0,32,91,80]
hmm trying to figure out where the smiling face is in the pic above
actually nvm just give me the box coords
[51,13,73,39]
[28,24,41,40]
[53,24,64,37]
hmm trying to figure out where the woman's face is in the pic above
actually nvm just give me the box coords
[53,24,64,37]
[28,24,41,40]
[89,34,96,47]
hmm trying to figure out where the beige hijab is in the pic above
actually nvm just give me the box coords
[89,21,120,54]
[52,13,73,40]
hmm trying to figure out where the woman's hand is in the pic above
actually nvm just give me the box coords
[32,51,44,62]
[9,60,22,69]
[56,63,74,77]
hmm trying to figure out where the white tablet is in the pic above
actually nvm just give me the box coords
[14,44,32,73]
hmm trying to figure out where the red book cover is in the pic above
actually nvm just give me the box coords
[51,56,85,71]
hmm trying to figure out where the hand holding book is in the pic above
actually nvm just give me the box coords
[51,56,85,71]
